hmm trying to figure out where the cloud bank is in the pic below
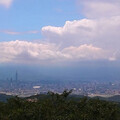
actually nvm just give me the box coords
[0,40,112,64]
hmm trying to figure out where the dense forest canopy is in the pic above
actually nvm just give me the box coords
[0,90,120,120]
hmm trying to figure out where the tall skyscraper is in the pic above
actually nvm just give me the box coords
[16,71,18,82]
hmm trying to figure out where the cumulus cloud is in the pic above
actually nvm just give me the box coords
[42,16,120,50]
[42,19,96,47]
[41,15,120,62]
[0,0,13,8]
[0,40,112,64]
[62,44,110,61]
[0,40,63,63]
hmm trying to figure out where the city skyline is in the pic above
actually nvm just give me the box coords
[0,0,120,94]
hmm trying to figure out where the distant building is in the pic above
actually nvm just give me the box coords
[15,71,19,88]
[16,71,18,82]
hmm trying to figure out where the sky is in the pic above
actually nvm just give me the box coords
[0,0,120,66]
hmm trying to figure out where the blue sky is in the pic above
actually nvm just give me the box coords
[0,0,120,65]
[0,0,83,41]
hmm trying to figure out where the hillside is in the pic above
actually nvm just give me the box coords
[0,90,120,120]
[27,93,120,102]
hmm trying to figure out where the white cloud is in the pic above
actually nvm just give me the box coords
[62,44,110,61]
[42,19,96,47]
[0,40,64,63]
[84,2,120,18]
[42,16,120,49]
[76,0,120,18]
[0,0,13,8]
[41,16,120,62]
[0,40,114,64]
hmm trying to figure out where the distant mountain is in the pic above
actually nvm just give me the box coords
[0,94,12,102]
[26,94,120,103]
[1,93,120,103]
[100,95,120,102]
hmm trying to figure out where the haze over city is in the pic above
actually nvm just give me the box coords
[0,0,120,95]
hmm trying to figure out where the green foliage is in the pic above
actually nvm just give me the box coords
[0,90,120,120]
